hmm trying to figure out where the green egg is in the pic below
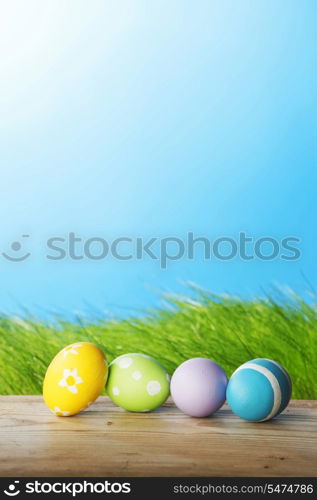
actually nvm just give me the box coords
[106,353,170,412]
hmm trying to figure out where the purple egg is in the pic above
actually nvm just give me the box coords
[171,358,227,417]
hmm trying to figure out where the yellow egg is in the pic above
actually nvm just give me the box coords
[43,342,108,416]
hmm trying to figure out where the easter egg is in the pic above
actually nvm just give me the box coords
[43,342,108,416]
[226,358,292,421]
[106,353,170,412]
[170,357,227,417]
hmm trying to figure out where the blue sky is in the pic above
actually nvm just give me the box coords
[0,0,316,318]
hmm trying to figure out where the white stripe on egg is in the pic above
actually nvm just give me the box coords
[262,358,292,387]
[234,363,282,421]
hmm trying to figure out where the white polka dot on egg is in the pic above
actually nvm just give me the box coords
[118,357,133,369]
[132,371,142,380]
[147,381,161,396]
[112,386,120,396]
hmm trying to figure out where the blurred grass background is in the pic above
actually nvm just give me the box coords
[0,289,316,398]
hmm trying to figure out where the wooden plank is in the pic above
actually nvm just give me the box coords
[0,396,316,477]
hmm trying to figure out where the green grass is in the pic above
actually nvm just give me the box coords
[0,288,316,398]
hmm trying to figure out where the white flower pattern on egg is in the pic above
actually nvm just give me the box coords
[61,343,82,358]
[118,357,133,369]
[146,381,161,396]
[52,406,70,416]
[58,368,83,394]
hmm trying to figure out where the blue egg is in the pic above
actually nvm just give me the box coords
[226,358,292,421]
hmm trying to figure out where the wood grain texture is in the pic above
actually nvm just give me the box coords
[0,396,316,477]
